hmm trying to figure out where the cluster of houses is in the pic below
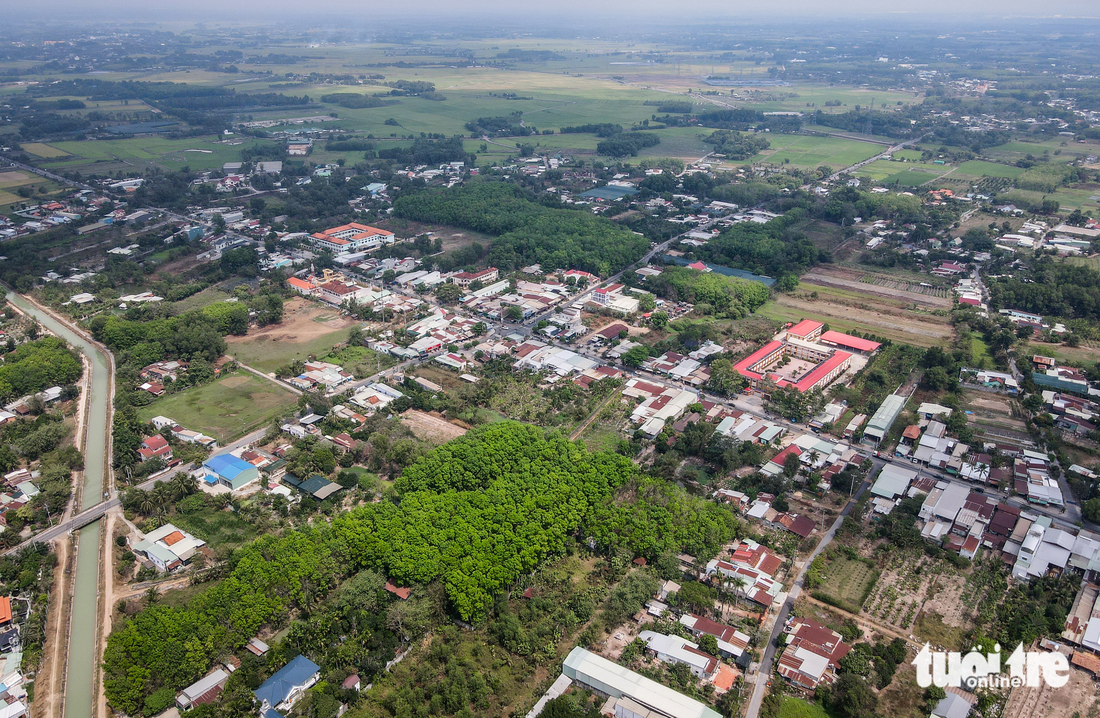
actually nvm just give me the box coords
[0,470,43,533]
[1,188,114,240]
[640,340,724,387]
[1043,388,1100,436]
[287,361,355,392]
[0,620,30,718]
[148,416,218,451]
[176,650,333,717]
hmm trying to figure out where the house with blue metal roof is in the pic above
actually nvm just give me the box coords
[254,655,320,716]
[201,454,260,490]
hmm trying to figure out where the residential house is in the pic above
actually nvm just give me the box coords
[253,655,321,716]
[200,454,260,490]
[132,523,206,572]
[777,617,850,692]
[137,435,172,464]
[638,631,718,680]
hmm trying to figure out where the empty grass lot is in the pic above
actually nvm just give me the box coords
[777,697,830,718]
[136,371,298,444]
[742,134,883,169]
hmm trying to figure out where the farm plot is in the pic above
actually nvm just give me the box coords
[756,280,953,347]
[20,143,69,158]
[963,391,1032,445]
[861,550,969,637]
[224,297,356,373]
[857,273,951,300]
[808,548,879,614]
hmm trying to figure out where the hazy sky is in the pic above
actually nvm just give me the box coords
[9,0,1100,22]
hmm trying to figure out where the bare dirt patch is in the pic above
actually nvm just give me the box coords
[1003,663,1100,718]
[400,409,468,443]
[766,292,952,347]
[802,266,952,309]
[0,171,30,185]
[231,297,353,344]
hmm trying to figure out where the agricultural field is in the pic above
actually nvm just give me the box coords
[809,549,879,614]
[135,370,298,444]
[738,133,884,169]
[0,169,64,208]
[954,159,1025,179]
[756,267,953,347]
[962,391,1031,448]
[224,297,356,373]
[20,142,70,158]
[40,136,273,173]
[861,550,970,641]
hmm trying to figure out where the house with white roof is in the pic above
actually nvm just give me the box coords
[132,523,206,572]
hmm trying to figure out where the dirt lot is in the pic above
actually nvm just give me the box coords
[0,171,30,185]
[761,291,953,347]
[225,297,355,372]
[964,391,1032,445]
[801,266,952,309]
[1003,663,1100,718]
[237,297,352,343]
[861,549,971,639]
[401,409,468,443]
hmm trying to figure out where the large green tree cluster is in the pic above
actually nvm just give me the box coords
[0,336,82,401]
[104,422,743,714]
[89,312,226,362]
[642,266,770,318]
[989,259,1100,321]
[393,182,649,276]
[694,208,826,286]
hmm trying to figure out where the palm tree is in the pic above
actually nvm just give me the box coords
[138,494,155,516]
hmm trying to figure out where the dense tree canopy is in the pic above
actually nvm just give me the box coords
[104,422,742,714]
[0,337,82,401]
[393,182,649,275]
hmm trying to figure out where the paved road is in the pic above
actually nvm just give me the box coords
[745,474,873,718]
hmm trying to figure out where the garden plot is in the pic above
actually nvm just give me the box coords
[860,550,969,635]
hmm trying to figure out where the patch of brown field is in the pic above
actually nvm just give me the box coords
[226,297,354,345]
[771,292,952,347]
[802,266,952,309]
[1003,663,1100,718]
[400,409,468,443]
[219,375,251,388]
[0,171,30,184]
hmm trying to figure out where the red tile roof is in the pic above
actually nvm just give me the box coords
[787,319,823,338]
[819,331,881,353]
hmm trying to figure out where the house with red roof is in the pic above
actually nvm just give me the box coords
[817,330,881,355]
[778,617,850,692]
[137,434,173,463]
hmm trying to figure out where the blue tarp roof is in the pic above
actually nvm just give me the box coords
[254,655,319,708]
[576,185,639,200]
[203,454,255,480]
[660,255,776,287]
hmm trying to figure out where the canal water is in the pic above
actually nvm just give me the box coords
[5,292,108,718]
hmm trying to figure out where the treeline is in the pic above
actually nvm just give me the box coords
[25,79,310,132]
[465,113,532,136]
[103,423,741,713]
[812,109,918,139]
[0,337,82,402]
[660,108,801,133]
[596,132,661,157]
[559,123,623,137]
[320,92,385,109]
[988,259,1100,321]
[376,137,473,166]
[641,266,770,318]
[89,313,227,362]
[324,138,375,151]
[695,208,827,287]
[703,129,770,161]
[393,182,649,276]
